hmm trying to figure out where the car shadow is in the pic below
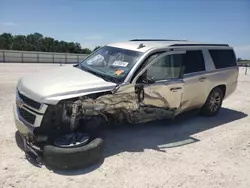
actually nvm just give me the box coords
[102,107,248,158]
[15,107,247,175]
[48,158,105,175]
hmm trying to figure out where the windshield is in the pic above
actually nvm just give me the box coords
[79,46,143,83]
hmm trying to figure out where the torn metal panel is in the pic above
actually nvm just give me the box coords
[59,78,184,130]
[76,82,180,124]
[82,84,139,113]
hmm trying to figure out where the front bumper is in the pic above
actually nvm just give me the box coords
[14,104,43,163]
[13,103,34,135]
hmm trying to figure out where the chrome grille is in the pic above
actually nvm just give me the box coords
[17,106,36,125]
[18,91,41,110]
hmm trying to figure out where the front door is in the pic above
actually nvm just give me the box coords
[133,50,186,113]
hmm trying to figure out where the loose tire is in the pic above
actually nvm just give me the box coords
[43,137,104,170]
[200,87,223,117]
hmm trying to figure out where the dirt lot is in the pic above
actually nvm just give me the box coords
[0,63,250,188]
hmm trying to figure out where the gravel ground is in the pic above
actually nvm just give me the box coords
[0,63,250,188]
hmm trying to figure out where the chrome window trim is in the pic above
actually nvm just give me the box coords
[183,66,238,79]
[202,66,239,75]
[154,79,184,84]
[125,45,233,84]
[183,71,208,78]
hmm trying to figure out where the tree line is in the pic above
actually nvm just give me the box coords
[0,32,101,54]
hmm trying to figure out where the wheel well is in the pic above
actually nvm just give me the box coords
[215,85,226,98]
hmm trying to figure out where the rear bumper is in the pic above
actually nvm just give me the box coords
[224,81,238,100]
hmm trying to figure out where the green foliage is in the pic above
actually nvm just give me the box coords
[0,33,13,50]
[238,60,250,66]
[93,46,102,52]
[237,57,250,66]
[81,48,92,54]
[0,32,92,54]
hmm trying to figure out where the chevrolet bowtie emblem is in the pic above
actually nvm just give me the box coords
[16,99,24,108]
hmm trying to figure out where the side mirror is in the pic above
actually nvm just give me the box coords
[137,72,155,84]
[146,76,155,84]
[139,76,155,84]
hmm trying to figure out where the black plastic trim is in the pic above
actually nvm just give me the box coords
[130,39,188,42]
[169,44,229,47]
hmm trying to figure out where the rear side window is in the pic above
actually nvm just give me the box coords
[209,49,237,69]
[184,50,205,74]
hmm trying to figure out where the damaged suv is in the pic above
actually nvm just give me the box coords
[14,39,238,169]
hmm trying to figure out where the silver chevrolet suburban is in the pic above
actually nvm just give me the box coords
[14,39,238,168]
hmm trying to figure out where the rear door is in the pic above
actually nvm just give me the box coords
[180,50,208,112]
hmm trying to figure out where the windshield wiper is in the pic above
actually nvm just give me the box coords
[101,75,118,83]
[79,64,98,76]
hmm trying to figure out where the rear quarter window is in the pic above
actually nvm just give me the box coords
[209,49,237,69]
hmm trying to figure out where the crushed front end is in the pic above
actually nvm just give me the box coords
[14,90,49,163]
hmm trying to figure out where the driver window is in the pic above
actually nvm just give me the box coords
[147,54,184,81]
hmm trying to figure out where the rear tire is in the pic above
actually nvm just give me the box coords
[200,87,223,117]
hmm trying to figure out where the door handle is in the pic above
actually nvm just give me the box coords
[199,77,206,82]
[170,87,182,92]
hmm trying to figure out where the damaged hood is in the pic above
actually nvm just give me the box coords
[17,66,117,104]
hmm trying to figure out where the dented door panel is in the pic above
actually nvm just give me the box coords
[140,80,184,109]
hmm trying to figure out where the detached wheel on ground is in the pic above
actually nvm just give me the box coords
[43,132,104,170]
[200,87,223,117]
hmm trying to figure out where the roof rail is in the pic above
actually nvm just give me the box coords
[169,43,229,47]
[129,39,188,42]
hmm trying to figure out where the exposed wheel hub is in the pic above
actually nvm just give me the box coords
[54,132,90,148]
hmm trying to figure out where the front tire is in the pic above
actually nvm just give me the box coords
[43,136,104,170]
[200,87,223,117]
